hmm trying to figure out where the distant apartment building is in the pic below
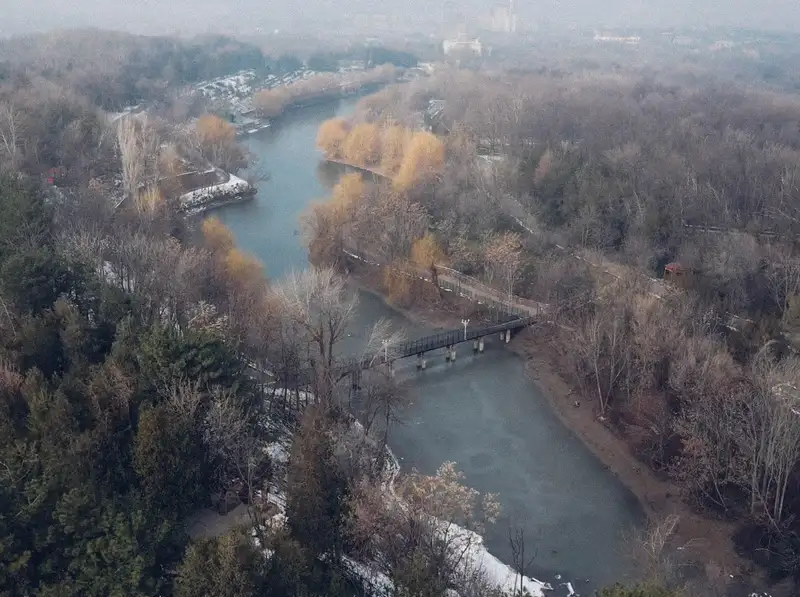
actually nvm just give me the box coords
[710,40,735,51]
[443,37,483,56]
[490,1,517,33]
[594,32,641,44]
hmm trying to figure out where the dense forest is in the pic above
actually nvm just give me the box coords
[307,68,800,592]
[0,30,271,109]
[0,32,534,596]
[2,25,799,597]
[0,173,514,596]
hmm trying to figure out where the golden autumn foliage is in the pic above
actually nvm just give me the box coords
[254,88,292,118]
[304,202,340,267]
[411,234,448,270]
[202,217,235,254]
[304,173,366,267]
[383,261,414,306]
[316,118,350,159]
[394,131,446,191]
[224,248,265,287]
[135,187,163,215]
[195,114,246,172]
[380,124,412,174]
[342,122,381,166]
[197,114,236,147]
[331,173,366,212]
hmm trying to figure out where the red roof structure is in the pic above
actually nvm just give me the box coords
[664,262,687,276]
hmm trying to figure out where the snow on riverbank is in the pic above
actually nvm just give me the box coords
[180,171,255,214]
[259,390,558,597]
[462,527,552,597]
[341,524,552,597]
[360,443,554,596]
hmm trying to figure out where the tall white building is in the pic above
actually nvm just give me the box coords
[490,0,517,33]
[443,36,483,56]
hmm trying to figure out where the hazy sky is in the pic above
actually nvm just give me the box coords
[2,0,799,36]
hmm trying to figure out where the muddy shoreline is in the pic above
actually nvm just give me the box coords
[346,263,775,595]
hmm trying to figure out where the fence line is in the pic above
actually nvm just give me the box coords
[343,248,544,318]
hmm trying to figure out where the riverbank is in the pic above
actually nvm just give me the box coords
[180,170,256,215]
[346,261,778,595]
[246,82,390,133]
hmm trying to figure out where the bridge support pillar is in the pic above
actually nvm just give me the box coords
[505,330,512,344]
[478,338,484,353]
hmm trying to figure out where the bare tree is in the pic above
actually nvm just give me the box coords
[629,514,680,587]
[575,301,632,417]
[508,522,538,597]
[0,101,22,171]
[739,356,800,526]
[483,231,525,298]
[356,189,429,264]
[349,461,501,597]
[272,267,357,405]
[116,115,160,203]
[763,245,800,320]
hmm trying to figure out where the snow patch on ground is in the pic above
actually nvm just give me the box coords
[258,389,558,597]
[264,441,289,465]
[466,531,552,596]
[180,171,252,205]
[343,557,395,597]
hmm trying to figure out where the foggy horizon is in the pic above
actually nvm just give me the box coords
[3,0,800,38]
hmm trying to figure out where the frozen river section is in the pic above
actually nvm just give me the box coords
[214,96,644,594]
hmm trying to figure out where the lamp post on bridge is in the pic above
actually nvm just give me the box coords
[462,318,470,341]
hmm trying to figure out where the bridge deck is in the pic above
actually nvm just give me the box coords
[389,316,536,361]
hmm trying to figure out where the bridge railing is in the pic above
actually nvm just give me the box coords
[343,247,544,318]
[394,316,536,359]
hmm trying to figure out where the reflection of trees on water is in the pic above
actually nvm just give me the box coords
[265,100,344,139]
[316,160,347,189]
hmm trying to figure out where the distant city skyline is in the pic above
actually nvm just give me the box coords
[2,0,800,37]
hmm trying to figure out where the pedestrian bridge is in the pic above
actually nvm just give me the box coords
[345,314,536,388]
[338,247,543,385]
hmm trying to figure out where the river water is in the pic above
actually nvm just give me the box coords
[215,98,644,593]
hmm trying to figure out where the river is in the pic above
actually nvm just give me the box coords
[215,97,644,594]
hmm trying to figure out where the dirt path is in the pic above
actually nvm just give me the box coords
[349,266,784,594]
[510,325,784,595]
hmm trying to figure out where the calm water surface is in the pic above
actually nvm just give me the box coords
[215,98,644,592]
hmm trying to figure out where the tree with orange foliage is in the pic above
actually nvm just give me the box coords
[197,114,235,146]
[383,260,414,306]
[331,173,366,213]
[136,187,163,215]
[394,131,445,191]
[202,217,235,254]
[254,87,292,118]
[342,122,381,167]
[225,248,265,289]
[411,233,447,270]
[411,233,448,296]
[303,173,366,266]
[380,124,411,174]
[316,118,350,159]
[202,218,268,338]
[195,114,246,173]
